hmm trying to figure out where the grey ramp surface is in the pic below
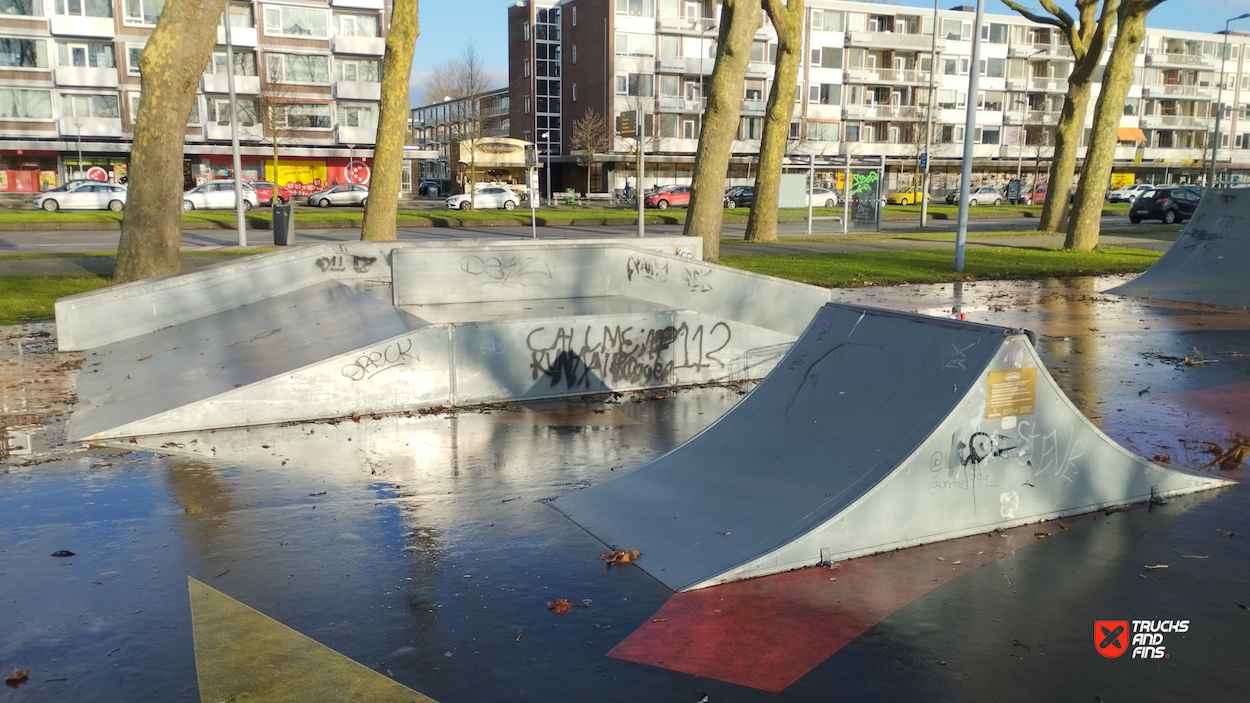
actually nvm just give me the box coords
[552,304,1004,591]
[70,280,420,440]
[553,303,1230,592]
[1109,189,1250,307]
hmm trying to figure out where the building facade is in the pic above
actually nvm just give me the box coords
[507,0,1250,197]
[410,87,511,186]
[0,0,388,195]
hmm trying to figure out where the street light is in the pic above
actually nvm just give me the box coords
[540,130,550,206]
[1209,13,1250,189]
[73,121,83,180]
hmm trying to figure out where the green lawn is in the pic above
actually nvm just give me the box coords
[721,246,1162,288]
[0,275,114,324]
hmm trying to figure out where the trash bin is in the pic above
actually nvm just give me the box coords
[272,203,294,246]
[565,188,576,206]
[428,185,438,198]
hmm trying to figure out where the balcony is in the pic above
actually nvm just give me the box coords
[657,16,716,36]
[1008,42,1073,59]
[853,68,930,84]
[58,116,122,138]
[1029,78,1068,92]
[330,0,384,9]
[217,25,258,47]
[1145,51,1218,69]
[846,30,945,52]
[54,66,118,88]
[656,96,704,113]
[844,104,923,120]
[1140,114,1212,129]
[205,121,264,141]
[333,35,385,56]
[336,125,377,144]
[335,80,381,100]
[49,14,115,38]
[1005,77,1029,91]
[741,100,766,116]
[203,74,261,94]
[656,56,711,75]
[1004,110,1060,125]
[745,62,772,79]
[1141,83,1215,100]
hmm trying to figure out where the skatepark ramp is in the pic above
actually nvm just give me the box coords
[1109,189,1250,308]
[553,303,1231,592]
[57,238,830,440]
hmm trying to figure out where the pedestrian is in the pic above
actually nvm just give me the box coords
[623,178,632,201]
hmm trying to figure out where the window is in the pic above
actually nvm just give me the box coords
[615,33,654,56]
[334,13,379,37]
[1123,100,1138,116]
[58,41,114,68]
[127,46,142,74]
[60,92,119,118]
[942,19,962,41]
[263,6,328,37]
[809,83,839,105]
[572,7,576,25]
[809,121,838,141]
[266,53,330,83]
[280,103,331,128]
[0,0,42,16]
[208,98,257,125]
[0,38,47,68]
[0,87,51,118]
[844,123,860,142]
[523,58,530,77]
[741,117,761,139]
[523,95,530,114]
[936,88,960,109]
[222,3,251,28]
[571,82,577,101]
[57,0,111,17]
[122,0,161,23]
[978,126,1000,144]
[334,57,379,82]
[810,8,823,30]
[523,21,530,41]
[812,46,841,69]
[206,50,255,76]
[750,40,767,63]
[614,73,653,96]
[659,74,680,96]
[982,23,1007,43]
[979,91,1003,111]
[615,0,653,17]
[822,10,844,32]
[571,45,577,64]
[337,102,376,128]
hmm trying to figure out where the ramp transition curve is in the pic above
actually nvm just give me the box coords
[553,303,1230,591]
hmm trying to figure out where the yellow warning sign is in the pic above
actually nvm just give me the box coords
[985,367,1038,419]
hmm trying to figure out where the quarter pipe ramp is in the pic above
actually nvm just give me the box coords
[553,303,1230,592]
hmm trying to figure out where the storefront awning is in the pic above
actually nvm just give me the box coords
[1118,127,1147,142]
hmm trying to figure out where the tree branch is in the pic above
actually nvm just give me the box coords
[999,0,1065,28]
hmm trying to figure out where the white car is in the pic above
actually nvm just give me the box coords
[445,186,521,211]
[808,188,838,207]
[183,181,260,211]
[1107,183,1153,203]
[34,183,128,211]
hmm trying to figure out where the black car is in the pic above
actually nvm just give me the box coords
[1129,187,1199,224]
[724,185,754,208]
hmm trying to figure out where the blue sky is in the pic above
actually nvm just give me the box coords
[410,0,1238,106]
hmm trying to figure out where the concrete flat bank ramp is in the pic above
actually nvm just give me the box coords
[1109,189,1250,307]
[553,304,1230,592]
[57,238,831,440]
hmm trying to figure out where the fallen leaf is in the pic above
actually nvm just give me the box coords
[137,355,151,361]
[1034,532,1051,538]
[1144,564,1168,570]
[547,599,572,614]
[351,412,361,423]
[5,669,28,688]
[50,550,75,558]
[601,549,641,566]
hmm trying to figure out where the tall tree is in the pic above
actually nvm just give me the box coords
[114,0,231,284]
[420,45,491,207]
[682,0,762,263]
[361,0,419,241]
[570,108,611,194]
[744,0,803,243]
[1000,0,1119,233]
[1065,0,1166,250]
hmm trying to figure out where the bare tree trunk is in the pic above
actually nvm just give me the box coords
[115,0,230,283]
[1039,79,1091,232]
[361,0,418,241]
[744,0,802,243]
[1065,5,1153,250]
[681,0,761,262]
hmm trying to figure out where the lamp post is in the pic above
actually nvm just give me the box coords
[1209,13,1250,189]
[540,130,551,206]
[920,0,938,227]
[954,0,985,273]
[73,121,83,179]
[223,7,246,247]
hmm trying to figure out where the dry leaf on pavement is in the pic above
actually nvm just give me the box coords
[601,549,641,566]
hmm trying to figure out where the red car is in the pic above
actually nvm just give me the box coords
[249,181,291,205]
[644,185,691,209]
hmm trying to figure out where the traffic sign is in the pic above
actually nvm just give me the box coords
[616,111,638,138]
[919,152,928,170]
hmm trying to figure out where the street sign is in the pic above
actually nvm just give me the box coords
[616,111,638,138]
[919,152,928,170]
[524,144,538,167]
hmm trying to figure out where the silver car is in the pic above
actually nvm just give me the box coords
[445,187,521,211]
[307,183,369,208]
[183,181,260,211]
[808,188,838,207]
[34,183,128,212]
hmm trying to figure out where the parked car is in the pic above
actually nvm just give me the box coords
[1129,187,1200,224]
[723,185,753,208]
[1107,183,1153,203]
[644,185,691,209]
[886,186,928,205]
[183,181,260,211]
[42,179,97,194]
[418,181,441,197]
[444,186,519,210]
[250,181,291,205]
[946,185,1004,205]
[34,183,128,211]
[308,183,370,208]
[809,188,838,207]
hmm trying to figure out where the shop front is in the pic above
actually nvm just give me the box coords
[449,138,534,196]
[0,152,60,193]
[191,156,372,196]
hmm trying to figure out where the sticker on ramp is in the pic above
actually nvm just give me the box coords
[985,367,1038,419]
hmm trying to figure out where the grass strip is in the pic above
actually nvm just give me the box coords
[0,275,113,324]
[720,246,1162,288]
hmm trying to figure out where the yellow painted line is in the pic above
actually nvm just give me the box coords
[189,578,437,703]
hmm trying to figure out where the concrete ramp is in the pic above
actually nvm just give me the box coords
[553,303,1230,592]
[1109,189,1250,307]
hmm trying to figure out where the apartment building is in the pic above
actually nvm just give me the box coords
[507,0,1250,196]
[410,87,511,185]
[0,0,388,195]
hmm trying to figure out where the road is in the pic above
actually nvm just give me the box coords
[0,215,1169,253]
